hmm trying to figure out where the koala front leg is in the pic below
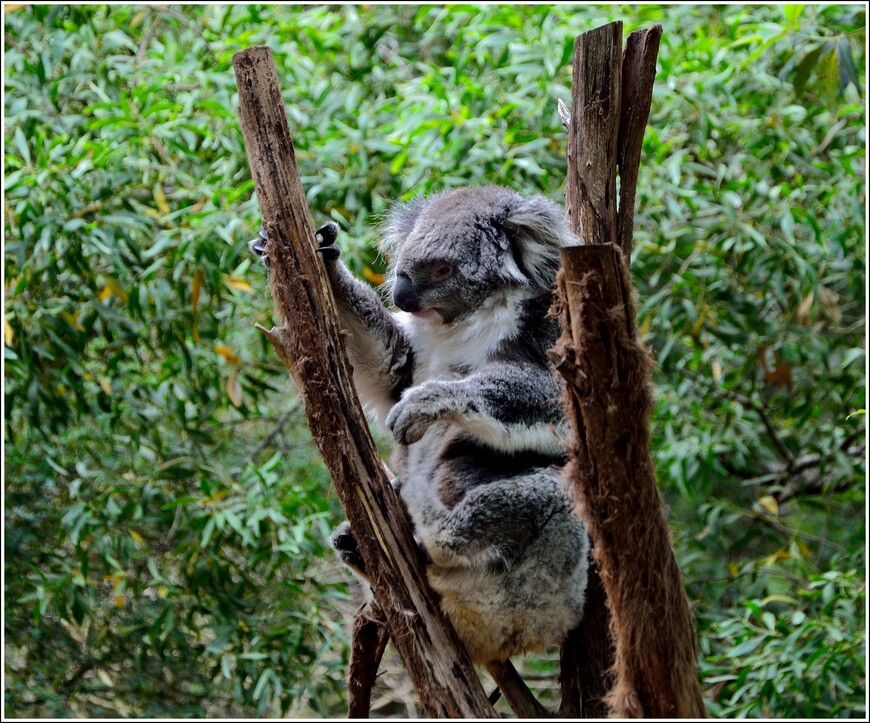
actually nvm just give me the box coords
[251,223,415,424]
[386,362,565,455]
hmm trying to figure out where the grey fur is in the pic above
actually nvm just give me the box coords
[253,185,589,663]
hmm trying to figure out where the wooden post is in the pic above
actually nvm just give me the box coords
[232,46,495,719]
[556,22,708,718]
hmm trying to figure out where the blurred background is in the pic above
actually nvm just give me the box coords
[3,4,865,718]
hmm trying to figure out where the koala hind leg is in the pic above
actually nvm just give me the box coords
[330,521,367,577]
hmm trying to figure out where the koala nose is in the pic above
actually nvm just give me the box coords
[393,273,420,312]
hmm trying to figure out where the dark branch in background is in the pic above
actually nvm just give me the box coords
[244,400,301,464]
[723,441,864,506]
[717,388,796,468]
[685,368,865,505]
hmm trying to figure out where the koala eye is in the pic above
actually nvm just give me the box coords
[430,262,455,282]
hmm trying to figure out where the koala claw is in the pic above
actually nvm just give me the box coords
[315,221,340,260]
[386,402,437,445]
[315,221,339,246]
[248,227,270,267]
[249,222,341,265]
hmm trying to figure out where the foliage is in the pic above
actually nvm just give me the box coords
[4,3,865,718]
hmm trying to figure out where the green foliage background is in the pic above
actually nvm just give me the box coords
[4,4,865,718]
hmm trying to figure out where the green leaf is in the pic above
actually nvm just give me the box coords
[783,4,805,27]
[792,44,825,95]
[835,37,861,97]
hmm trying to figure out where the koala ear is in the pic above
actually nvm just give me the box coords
[504,196,575,289]
[379,197,426,256]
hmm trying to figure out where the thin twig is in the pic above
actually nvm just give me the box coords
[135,9,159,69]
[245,400,300,464]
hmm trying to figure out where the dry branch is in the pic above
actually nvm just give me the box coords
[232,46,495,718]
[348,600,389,719]
[617,26,663,259]
[485,660,551,719]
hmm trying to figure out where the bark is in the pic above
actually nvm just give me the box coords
[565,22,622,248]
[556,22,707,718]
[348,600,389,719]
[617,26,663,259]
[232,46,495,719]
[558,558,613,718]
[485,660,550,719]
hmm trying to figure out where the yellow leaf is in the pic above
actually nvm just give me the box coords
[227,370,243,407]
[761,594,797,606]
[3,5,27,11]
[192,269,203,314]
[62,311,85,332]
[638,314,651,337]
[711,361,723,382]
[758,495,779,516]
[154,185,170,216]
[763,548,790,568]
[186,549,200,575]
[100,277,129,304]
[201,489,229,506]
[796,291,814,326]
[193,325,201,344]
[4,318,13,346]
[129,530,144,546]
[727,563,740,578]
[362,266,385,285]
[131,7,147,27]
[99,377,113,395]
[214,344,240,364]
[114,594,124,609]
[224,276,254,294]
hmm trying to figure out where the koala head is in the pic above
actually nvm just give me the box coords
[380,186,574,324]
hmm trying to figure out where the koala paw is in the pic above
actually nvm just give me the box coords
[330,520,366,577]
[248,222,341,266]
[386,381,463,445]
[248,227,270,268]
[315,221,340,261]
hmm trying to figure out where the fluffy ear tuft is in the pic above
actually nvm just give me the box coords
[505,196,576,289]
[378,197,426,256]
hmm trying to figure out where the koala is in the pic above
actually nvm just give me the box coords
[251,185,589,663]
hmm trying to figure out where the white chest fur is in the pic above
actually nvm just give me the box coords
[395,291,524,381]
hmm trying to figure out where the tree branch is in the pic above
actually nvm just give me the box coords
[232,46,494,718]
[348,600,390,719]
[485,659,551,719]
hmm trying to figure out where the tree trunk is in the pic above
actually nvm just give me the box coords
[232,46,495,719]
[556,22,708,719]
